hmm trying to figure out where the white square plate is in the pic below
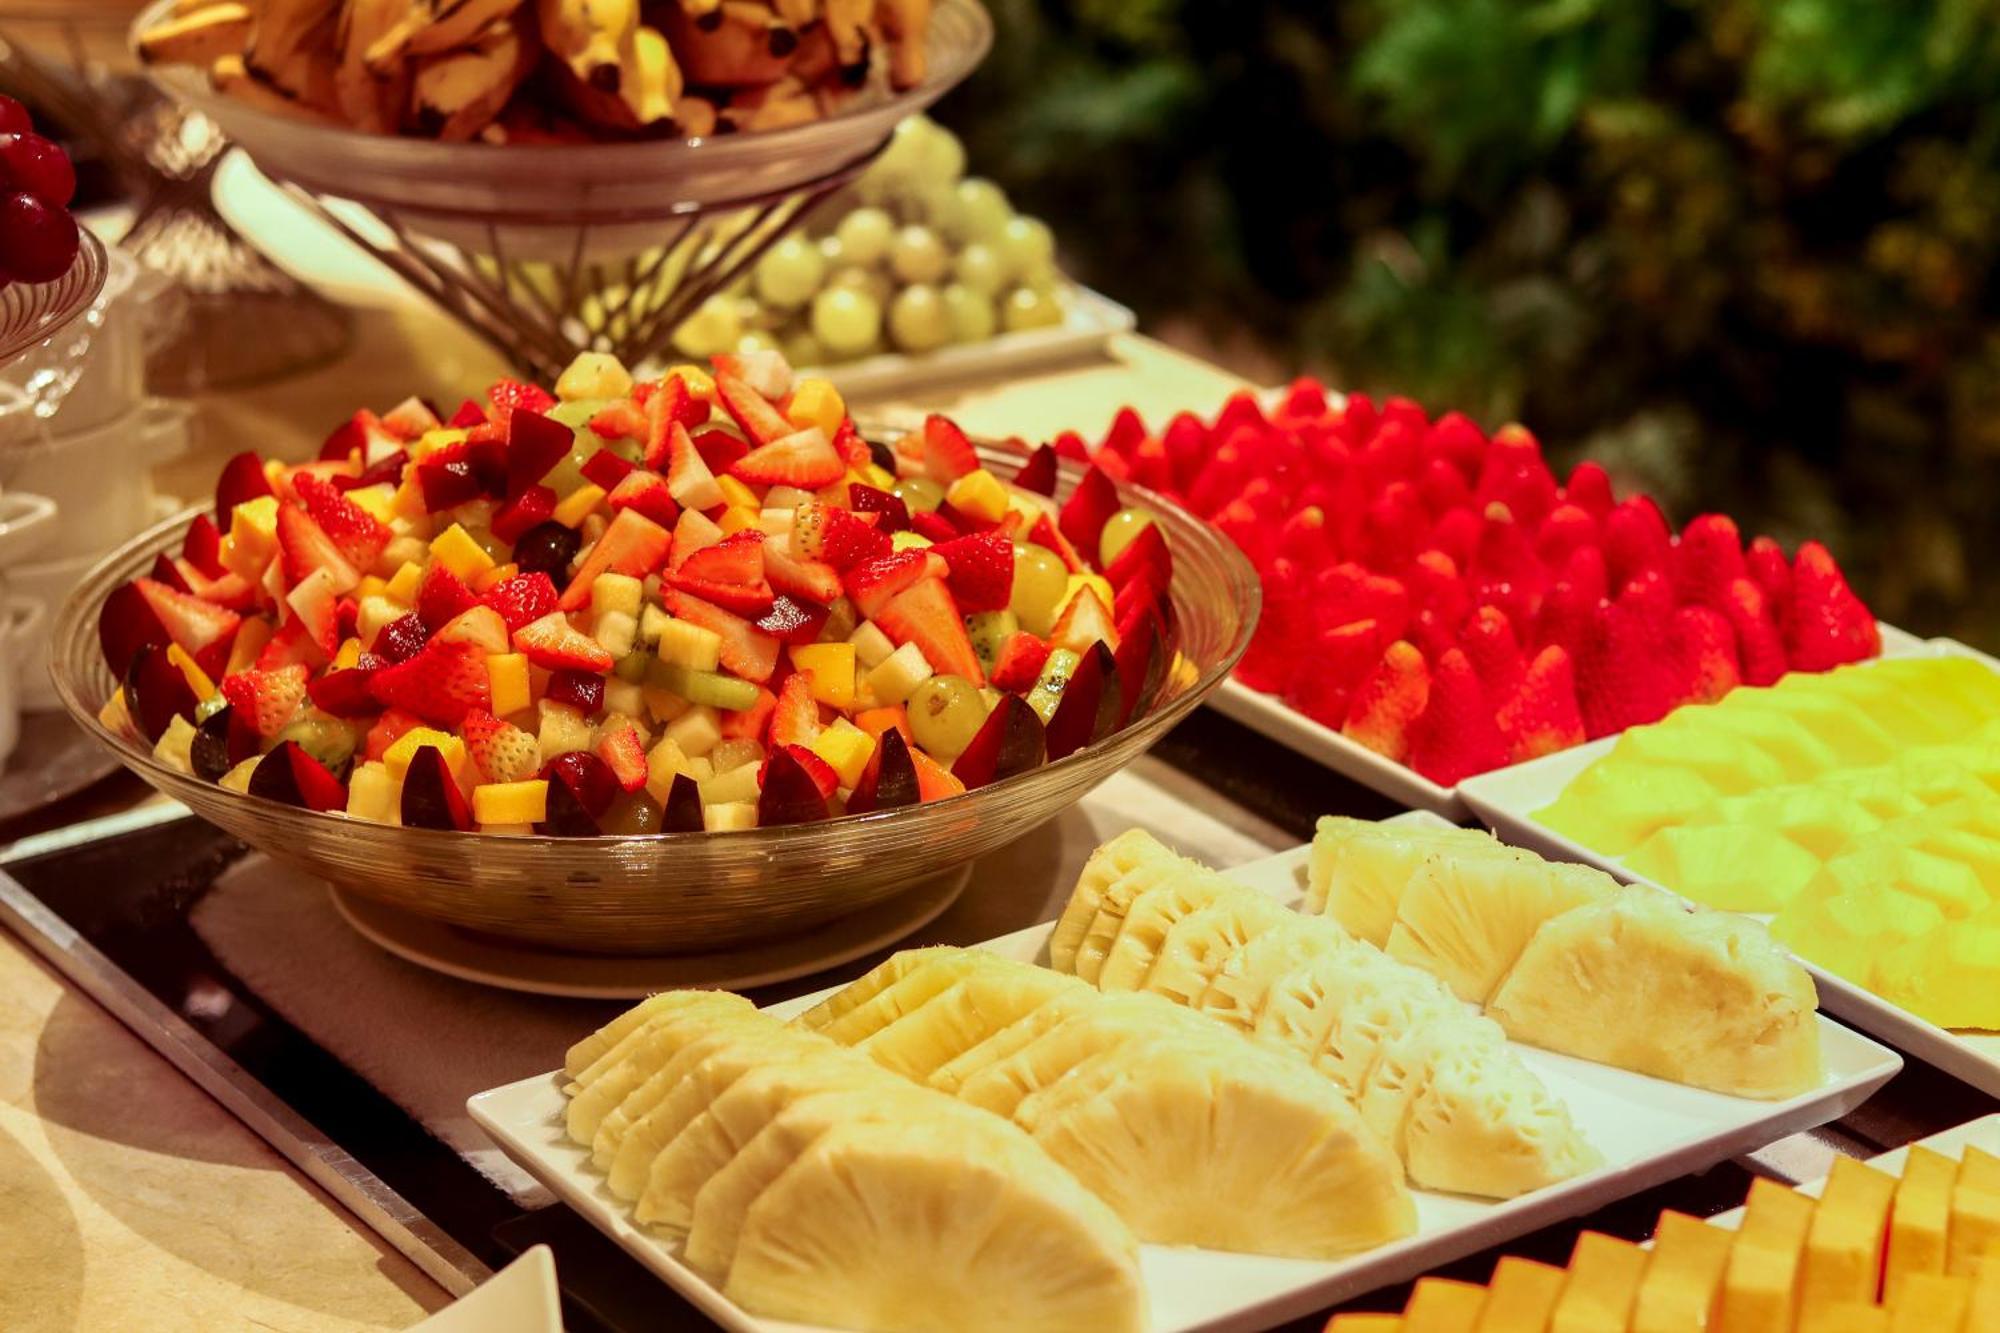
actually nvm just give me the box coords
[468,815,1900,1333]
[1457,640,2000,1098]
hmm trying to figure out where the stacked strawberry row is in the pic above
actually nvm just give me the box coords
[1069,379,1880,784]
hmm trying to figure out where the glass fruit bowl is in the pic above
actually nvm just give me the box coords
[0,227,108,367]
[129,0,992,261]
[51,443,1257,955]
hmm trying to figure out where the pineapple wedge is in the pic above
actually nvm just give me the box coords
[567,997,772,1143]
[564,988,755,1080]
[859,967,1086,1081]
[1048,828,1189,972]
[1095,877,1281,992]
[928,991,1099,1096]
[595,1017,790,1173]
[1259,950,1462,1098]
[724,1116,1145,1333]
[1384,849,1619,1004]
[1192,914,1361,1032]
[791,946,966,1032]
[1309,815,1499,943]
[814,949,1005,1046]
[1137,897,1295,1006]
[953,991,1227,1118]
[1355,1012,1508,1148]
[1071,859,1241,985]
[1488,889,1823,1098]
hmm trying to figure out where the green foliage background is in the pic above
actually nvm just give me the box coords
[936,0,2000,639]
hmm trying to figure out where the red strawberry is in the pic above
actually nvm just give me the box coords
[134,577,240,661]
[1671,513,1746,611]
[1211,499,1274,571]
[1783,541,1879,671]
[930,530,1013,614]
[492,485,557,544]
[662,421,725,512]
[1278,378,1328,422]
[733,427,845,489]
[1277,506,1334,570]
[1011,444,1060,497]
[1746,535,1792,607]
[597,725,649,793]
[1212,391,1268,446]
[586,400,646,443]
[291,473,391,571]
[487,377,554,417]
[667,574,776,617]
[1342,641,1431,763]
[764,538,844,605]
[1285,617,1384,730]
[481,572,560,631]
[874,577,984,684]
[221,663,309,737]
[848,484,910,532]
[214,451,275,527]
[990,631,1052,693]
[1058,465,1120,559]
[1416,457,1472,517]
[1428,507,1480,571]
[364,707,425,761]
[181,514,227,578]
[1233,557,1303,694]
[1602,495,1670,594]
[1496,644,1586,764]
[1563,460,1615,517]
[320,407,399,462]
[462,710,540,782]
[720,686,778,741]
[447,399,486,429]
[1408,647,1506,784]
[769,671,821,748]
[1309,564,1410,644]
[605,470,681,528]
[276,504,359,593]
[1362,482,1427,569]
[845,550,938,620]
[1671,604,1742,704]
[369,639,490,727]
[256,618,317,670]
[666,589,780,683]
[830,419,871,470]
[560,508,673,612]
[1535,575,1597,657]
[715,370,793,445]
[1575,598,1676,739]
[1051,430,1089,463]
[914,414,979,483]
[1185,432,1253,518]
[1050,584,1121,657]
[308,659,385,718]
[1461,605,1526,702]
[638,376,707,467]
[1105,522,1172,595]
[679,530,766,584]
[670,508,724,569]
[793,502,890,571]
[1535,504,1598,568]
[1422,412,1486,482]
[580,447,635,491]
[512,611,615,672]
[767,743,840,802]
[1027,512,1084,573]
[1471,501,1537,584]
[417,564,479,631]
[910,510,961,544]
[1099,406,1146,458]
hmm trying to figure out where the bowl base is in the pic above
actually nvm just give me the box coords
[328,865,970,998]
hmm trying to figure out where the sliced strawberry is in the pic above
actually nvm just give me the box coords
[1012,444,1059,496]
[1104,523,1171,593]
[460,709,539,782]
[606,469,681,528]
[308,657,385,718]
[831,420,872,470]
[369,639,491,727]
[714,349,792,400]
[488,377,555,418]
[929,530,1013,614]
[763,539,843,605]
[596,725,649,793]
[641,376,708,470]
[1050,584,1121,657]
[291,472,391,571]
[559,508,673,612]
[275,504,359,593]
[662,421,725,512]
[678,529,766,585]
[1051,430,1090,463]
[719,686,778,741]
[133,577,240,659]
[670,508,725,569]
[1028,511,1084,573]
[732,427,844,489]
[256,618,317,670]
[910,510,961,545]
[320,407,393,462]
[149,553,193,594]
[1099,405,1147,457]
[667,574,776,617]
[215,451,274,527]
[493,485,558,544]
[666,589,780,683]
[848,483,910,532]
[874,577,984,684]
[285,569,343,659]
[417,564,480,631]
[844,549,937,619]
[793,502,891,571]
[715,370,793,445]
[513,611,615,672]
[220,663,309,738]
[990,630,1051,693]
[579,447,635,491]
[769,671,821,748]
[447,399,486,429]
[435,604,511,654]
[919,415,979,483]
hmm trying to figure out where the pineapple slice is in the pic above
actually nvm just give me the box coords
[1488,890,1823,1098]
[928,991,1098,1096]
[1138,896,1294,1006]
[1354,1012,1508,1148]
[1309,816,1498,943]
[1403,1042,1603,1197]
[564,989,754,1079]
[1193,913,1360,1032]
[858,967,1085,1081]
[1070,859,1240,985]
[953,991,1226,1118]
[594,1016,788,1172]
[723,1116,1145,1333]
[1093,874,1262,991]
[567,997,773,1143]
[1384,847,1618,1004]
[792,946,966,1032]
[1048,828,1188,972]
[1258,951,1461,1098]
[1015,1035,1416,1257]
[814,949,1004,1045]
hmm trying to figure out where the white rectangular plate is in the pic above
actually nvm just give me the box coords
[1458,642,2000,1098]
[468,816,1901,1333]
[1211,625,1929,821]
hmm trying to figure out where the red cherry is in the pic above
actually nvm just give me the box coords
[0,134,74,207]
[0,192,78,283]
[0,96,29,136]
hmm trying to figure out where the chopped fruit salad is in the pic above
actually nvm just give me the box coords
[96,351,1179,835]
[1070,379,1882,785]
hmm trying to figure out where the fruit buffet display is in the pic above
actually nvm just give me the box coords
[672,116,1071,367]
[135,0,939,140]
[1538,654,2000,1032]
[1330,1151,2000,1331]
[551,816,1824,1330]
[0,92,82,288]
[92,350,1183,835]
[1069,379,1882,785]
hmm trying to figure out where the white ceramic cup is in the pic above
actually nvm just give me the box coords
[12,546,99,713]
[0,595,46,768]
[0,398,190,560]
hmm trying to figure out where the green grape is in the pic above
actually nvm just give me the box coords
[888,225,950,285]
[826,264,892,304]
[1001,286,1064,332]
[953,178,1012,243]
[736,329,781,356]
[836,206,894,268]
[276,715,359,773]
[893,476,945,512]
[753,235,826,310]
[942,283,996,344]
[780,328,825,369]
[1099,507,1158,567]
[953,242,1007,296]
[599,792,663,835]
[871,117,928,189]
[672,293,742,358]
[997,216,1056,278]
[811,287,882,357]
[818,235,846,268]
[1009,543,1069,636]
[888,283,951,353]
[908,674,988,760]
[918,119,967,185]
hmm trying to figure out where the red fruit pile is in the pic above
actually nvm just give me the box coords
[0,94,80,287]
[1075,379,1880,785]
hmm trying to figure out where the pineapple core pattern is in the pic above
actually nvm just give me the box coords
[1050,829,1601,1199]
[1537,655,2000,1031]
[559,989,1146,1333]
[795,948,1418,1257]
[1310,816,1823,1100]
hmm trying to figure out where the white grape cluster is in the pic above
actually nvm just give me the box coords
[673,117,1068,367]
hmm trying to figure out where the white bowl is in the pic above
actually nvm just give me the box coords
[0,492,57,569]
[1,248,164,433]
[14,547,99,712]
[0,398,189,560]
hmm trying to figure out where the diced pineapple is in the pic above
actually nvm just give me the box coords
[715,474,759,512]
[592,573,643,619]
[381,533,430,571]
[487,652,532,717]
[790,642,856,709]
[657,617,724,672]
[553,484,607,528]
[638,603,672,648]
[151,715,197,773]
[944,469,1008,525]
[667,363,716,400]
[710,737,764,773]
[664,704,722,758]
[556,350,633,401]
[382,727,466,779]
[643,685,691,725]
[644,737,693,802]
[225,619,271,677]
[429,523,495,582]
[848,621,896,670]
[890,530,933,551]
[1055,572,1115,623]
[703,801,758,832]
[810,719,873,790]
[219,757,260,793]
[785,377,845,435]
[473,780,549,826]
[409,427,467,462]
[346,483,396,526]
[98,689,134,738]
[538,700,595,764]
[347,762,401,824]
[603,678,644,720]
[866,641,933,705]
[595,610,638,657]
[223,495,279,571]
[699,762,761,807]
